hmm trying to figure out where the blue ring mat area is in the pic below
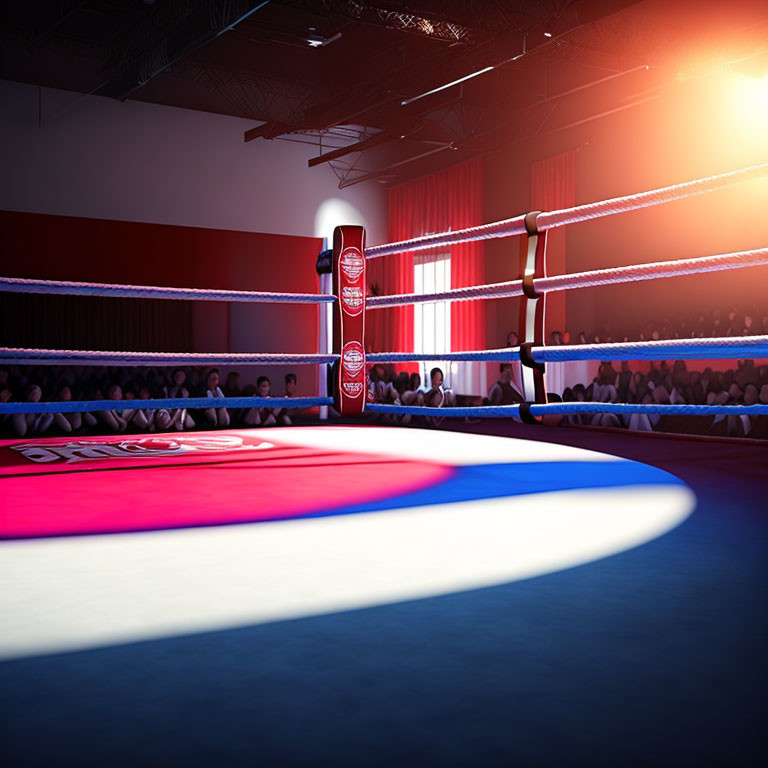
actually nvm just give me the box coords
[1,423,766,768]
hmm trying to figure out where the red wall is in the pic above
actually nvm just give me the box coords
[0,211,323,386]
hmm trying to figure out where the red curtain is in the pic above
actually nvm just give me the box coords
[530,151,576,338]
[0,210,320,355]
[368,158,485,354]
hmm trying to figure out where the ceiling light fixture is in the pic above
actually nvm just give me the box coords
[307,31,342,48]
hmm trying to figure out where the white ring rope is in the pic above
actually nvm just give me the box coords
[365,162,768,258]
[367,247,768,309]
[367,336,768,364]
[0,276,336,304]
[0,348,337,366]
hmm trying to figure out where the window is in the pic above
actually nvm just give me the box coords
[414,253,451,388]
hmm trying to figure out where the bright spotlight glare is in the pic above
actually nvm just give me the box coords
[730,71,768,125]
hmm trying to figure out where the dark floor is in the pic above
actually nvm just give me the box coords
[2,423,767,768]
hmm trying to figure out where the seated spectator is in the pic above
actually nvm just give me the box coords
[617,361,632,401]
[11,384,54,437]
[283,372,299,423]
[244,376,285,426]
[368,365,400,419]
[400,372,424,409]
[593,361,619,403]
[706,388,731,437]
[735,359,759,389]
[138,384,172,432]
[53,382,82,433]
[188,367,203,395]
[285,373,297,398]
[424,367,456,425]
[204,368,230,429]
[738,383,761,437]
[0,368,10,395]
[224,371,241,396]
[592,379,621,429]
[221,371,245,424]
[166,368,195,431]
[0,384,12,433]
[488,364,523,405]
[685,371,706,405]
[631,391,660,431]
[391,371,423,425]
[424,367,455,407]
[106,383,149,432]
[260,375,290,426]
[562,386,579,425]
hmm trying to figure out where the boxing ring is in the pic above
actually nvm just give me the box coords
[1,162,767,768]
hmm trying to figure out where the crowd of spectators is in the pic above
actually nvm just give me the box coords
[561,358,768,438]
[2,302,765,440]
[367,364,456,425]
[500,300,768,438]
[539,302,768,348]
[0,365,303,438]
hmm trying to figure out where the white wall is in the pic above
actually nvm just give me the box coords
[0,79,386,244]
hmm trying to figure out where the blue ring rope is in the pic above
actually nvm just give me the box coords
[367,336,768,364]
[367,350,520,363]
[0,396,332,415]
[534,338,768,362]
[0,348,337,366]
[3,337,765,369]
[367,402,768,418]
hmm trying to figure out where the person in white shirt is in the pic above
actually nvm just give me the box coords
[204,368,230,428]
[282,373,299,425]
[243,376,286,427]
[11,384,54,437]
[392,371,423,425]
[424,367,456,409]
[0,385,12,432]
[488,364,524,405]
[101,384,149,432]
[53,383,82,433]
[166,368,195,431]
[424,367,456,425]
[138,385,172,432]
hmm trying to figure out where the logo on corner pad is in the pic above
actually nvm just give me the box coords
[340,248,364,282]
[342,382,364,397]
[342,341,365,378]
[341,285,364,315]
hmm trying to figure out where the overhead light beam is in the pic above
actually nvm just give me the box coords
[401,34,527,107]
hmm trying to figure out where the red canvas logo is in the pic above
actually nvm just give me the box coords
[342,342,365,377]
[11,435,274,464]
[343,382,364,397]
[339,248,364,282]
